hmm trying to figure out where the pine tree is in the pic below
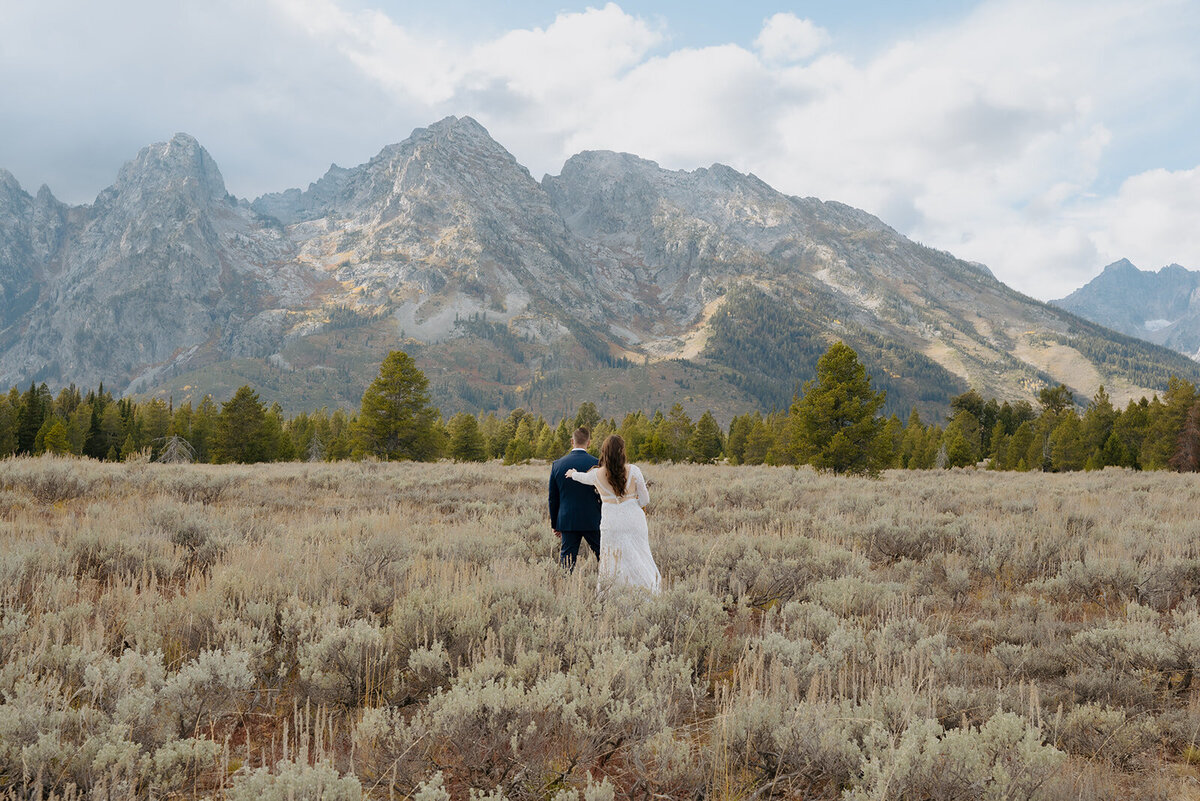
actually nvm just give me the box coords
[119,433,139,460]
[997,400,1036,438]
[761,411,792,466]
[33,416,55,454]
[42,419,71,455]
[1082,385,1117,468]
[1169,400,1200,472]
[573,402,601,433]
[591,417,617,455]
[743,414,775,465]
[262,403,291,462]
[1142,376,1196,469]
[1038,384,1074,415]
[726,414,752,465]
[66,403,91,455]
[1050,412,1086,471]
[503,416,535,465]
[16,382,48,455]
[533,420,558,460]
[448,413,488,462]
[788,342,887,475]
[1112,398,1150,469]
[1007,421,1035,471]
[99,404,125,460]
[492,408,526,459]
[1024,416,1054,472]
[899,410,926,468]
[54,384,81,417]
[0,395,16,457]
[553,418,572,454]
[327,409,354,460]
[355,351,442,461]
[689,411,724,463]
[656,403,694,462]
[619,412,651,461]
[943,410,981,468]
[987,420,1007,467]
[1099,431,1130,469]
[83,401,105,459]
[191,396,218,463]
[1082,386,1115,446]
[212,386,270,464]
[139,399,172,458]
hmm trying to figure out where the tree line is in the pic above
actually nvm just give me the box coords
[5,344,1200,475]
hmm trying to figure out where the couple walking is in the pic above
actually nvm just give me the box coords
[547,427,661,593]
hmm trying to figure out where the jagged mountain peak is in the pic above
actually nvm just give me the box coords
[551,150,771,196]
[0,169,24,196]
[1101,257,1137,274]
[1053,259,1200,359]
[252,115,535,226]
[557,149,662,177]
[103,132,229,207]
[544,147,821,251]
[366,115,515,171]
[419,114,492,140]
[375,115,528,182]
[1070,259,1198,292]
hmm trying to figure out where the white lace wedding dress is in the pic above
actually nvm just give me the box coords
[567,464,661,594]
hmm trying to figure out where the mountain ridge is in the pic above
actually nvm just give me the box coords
[1,116,1196,421]
[1052,259,1200,361]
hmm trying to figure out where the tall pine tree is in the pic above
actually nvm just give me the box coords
[788,342,887,475]
[212,386,270,464]
[355,351,442,461]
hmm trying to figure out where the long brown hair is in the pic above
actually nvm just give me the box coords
[599,435,628,498]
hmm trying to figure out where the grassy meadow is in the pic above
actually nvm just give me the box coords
[3,457,1200,799]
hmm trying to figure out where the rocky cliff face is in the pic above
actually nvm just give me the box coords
[1053,260,1200,359]
[0,117,1196,417]
[0,172,66,329]
[0,134,316,392]
[255,116,598,344]
[541,146,1191,409]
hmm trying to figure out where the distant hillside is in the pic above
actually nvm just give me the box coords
[2,117,1197,423]
[1053,259,1200,361]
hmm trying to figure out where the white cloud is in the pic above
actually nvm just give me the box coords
[469,4,662,101]
[754,13,829,63]
[731,0,1200,297]
[1092,166,1200,273]
[1,0,1197,300]
[267,0,459,105]
[561,44,773,168]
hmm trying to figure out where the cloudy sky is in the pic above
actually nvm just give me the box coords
[2,0,1198,300]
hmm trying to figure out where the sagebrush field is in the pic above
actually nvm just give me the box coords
[3,457,1200,800]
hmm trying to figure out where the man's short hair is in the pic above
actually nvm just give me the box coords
[573,427,590,446]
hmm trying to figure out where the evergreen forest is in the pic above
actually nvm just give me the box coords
[5,343,1200,477]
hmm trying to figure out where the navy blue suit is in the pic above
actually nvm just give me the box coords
[549,448,602,569]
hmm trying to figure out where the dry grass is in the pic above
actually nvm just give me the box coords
[3,457,1200,799]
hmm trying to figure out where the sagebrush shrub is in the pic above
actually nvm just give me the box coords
[848,713,1065,801]
[1057,703,1154,769]
[228,760,362,801]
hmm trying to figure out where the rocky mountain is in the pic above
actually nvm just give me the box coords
[1052,260,1200,360]
[1,117,1196,421]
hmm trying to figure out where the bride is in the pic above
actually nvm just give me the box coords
[566,434,661,594]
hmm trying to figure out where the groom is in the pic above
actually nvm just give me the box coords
[548,426,602,570]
